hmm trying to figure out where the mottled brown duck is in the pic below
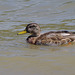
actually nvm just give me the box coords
[17,23,75,46]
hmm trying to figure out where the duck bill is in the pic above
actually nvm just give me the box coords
[17,30,27,35]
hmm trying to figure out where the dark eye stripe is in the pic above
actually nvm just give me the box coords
[29,25,36,28]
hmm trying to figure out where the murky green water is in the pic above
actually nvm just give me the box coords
[0,0,75,75]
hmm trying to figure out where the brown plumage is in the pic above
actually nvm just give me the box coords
[17,23,75,46]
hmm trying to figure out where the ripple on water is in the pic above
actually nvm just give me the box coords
[0,0,75,75]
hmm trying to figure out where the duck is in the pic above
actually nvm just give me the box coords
[17,23,75,46]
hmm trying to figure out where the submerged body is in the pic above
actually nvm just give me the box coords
[18,23,75,46]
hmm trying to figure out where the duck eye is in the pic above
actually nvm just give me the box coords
[29,26,32,28]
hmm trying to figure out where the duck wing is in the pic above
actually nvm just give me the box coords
[35,31,75,46]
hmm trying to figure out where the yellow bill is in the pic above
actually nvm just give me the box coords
[17,30,27,35]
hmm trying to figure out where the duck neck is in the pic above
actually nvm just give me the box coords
[27,32,40,41]
[32,32,40,37]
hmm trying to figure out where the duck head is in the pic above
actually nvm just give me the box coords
[17,23,41,36]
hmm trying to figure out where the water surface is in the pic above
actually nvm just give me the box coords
[0,0,75,75]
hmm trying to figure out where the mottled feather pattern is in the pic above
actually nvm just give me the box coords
[35,32,74,46]
[18,23,75,46]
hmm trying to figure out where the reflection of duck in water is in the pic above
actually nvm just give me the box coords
[17,23,75,46]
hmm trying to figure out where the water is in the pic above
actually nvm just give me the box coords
[0,0,75,75]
